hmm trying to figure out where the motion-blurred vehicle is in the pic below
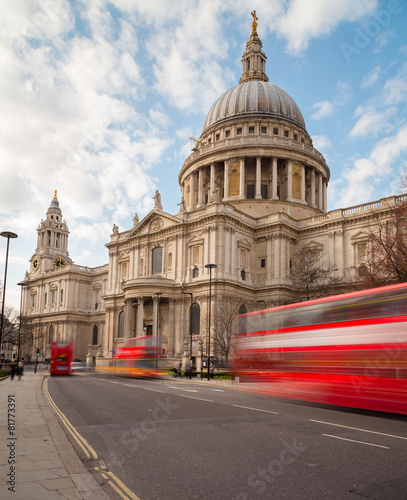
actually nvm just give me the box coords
[231,282,407,415]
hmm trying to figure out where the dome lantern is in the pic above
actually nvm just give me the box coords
[240,11,268,84]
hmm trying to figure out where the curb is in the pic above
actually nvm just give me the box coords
[37,375,110,499]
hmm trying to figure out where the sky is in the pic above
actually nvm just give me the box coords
[1,0,407,309]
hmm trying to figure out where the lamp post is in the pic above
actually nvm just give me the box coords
[17,282,27,362]
[204,263,217,381]
[181,282,193,379]
[0,231,18,363]
[153,292,162,371]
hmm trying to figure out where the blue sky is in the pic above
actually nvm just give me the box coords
[1,0,407,309]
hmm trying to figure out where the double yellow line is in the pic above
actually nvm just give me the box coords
[44,377,140,500]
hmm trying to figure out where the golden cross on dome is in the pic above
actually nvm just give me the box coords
[250,10,258,35]
[54,189,58,199]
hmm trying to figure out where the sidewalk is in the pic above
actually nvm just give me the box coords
[0,371,110,500]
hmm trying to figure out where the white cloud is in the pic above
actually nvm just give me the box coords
[312,135,331,152]
[349,104,395,138]
[332,124,407,208]
[275,0,378,54]
[311,100,334,120]
[311,81,352,120]
[361,64,381,88]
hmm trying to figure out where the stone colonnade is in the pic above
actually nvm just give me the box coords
[182,156,328,211]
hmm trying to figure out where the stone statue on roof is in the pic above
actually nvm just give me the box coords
[153,190,163,211]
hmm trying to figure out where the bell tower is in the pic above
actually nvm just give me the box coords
[30,190,71,273]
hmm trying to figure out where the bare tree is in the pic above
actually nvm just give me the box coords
[290,245,339,301]
[352,205,407,289]
[349,169,407,289]
[212,294,246,365]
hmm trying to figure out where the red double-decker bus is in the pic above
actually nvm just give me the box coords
[231,282,407,415]
[50,341,73,376]
[112,335,165,378]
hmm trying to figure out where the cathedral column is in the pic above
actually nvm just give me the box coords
[181,182,185,209]
[136,297,144,337]
[124,299,133,338]
[168,298,175,356]
[197,168,204,208]
[175,299,183,355]
[273,235,280,281]
[266,235,273,284]
[239,158,245,199]
[311,169,316,207]
[223,160,229,200]
[318,174,323,210]
[210,163,216,202]
[287,160,293,201]
[323,178,328,212]
[190,173,196,210]
[272,157,278,200]
[301,165,306,203]
[255,157,262,199]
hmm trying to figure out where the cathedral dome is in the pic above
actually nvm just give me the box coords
[202,81,306,134]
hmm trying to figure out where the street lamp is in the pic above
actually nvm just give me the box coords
[17,282,27,362]
[181,282,193,379]
[153,292,162,371]
[204,263,217,381]
[0,231,18,363]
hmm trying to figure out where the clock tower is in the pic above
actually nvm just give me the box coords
[30,190,71,273]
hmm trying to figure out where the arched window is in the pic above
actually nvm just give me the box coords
[48,325,54,344]
[152,247,163,275]
[92,325,98,345]
[118,311,124,338]
[191,302,200,336]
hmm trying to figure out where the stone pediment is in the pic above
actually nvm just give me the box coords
[350,231,370,242]
[127,210,182,239]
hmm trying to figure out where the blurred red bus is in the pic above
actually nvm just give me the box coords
[50,341,73,376]
[112,336,165,378]
[231,282,407,415]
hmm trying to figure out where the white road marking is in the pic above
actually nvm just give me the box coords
[143,387,166,393]
[168,386,198,392]
[179,395,214,402]
[322,434,390,449]
[310,420,407,440]
[233,404,278,415]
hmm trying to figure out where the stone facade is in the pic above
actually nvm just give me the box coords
[21,21,401,365]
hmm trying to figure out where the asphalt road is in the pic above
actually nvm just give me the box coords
[48,373,407,500]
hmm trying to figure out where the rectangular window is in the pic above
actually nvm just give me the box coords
[152,247,163,275]
[249,126,255,134]
[60,289,64,303]
[44,292,47,305]
[51,290,56,304]
[241,270,246,281]
[247,185,255,199]
[225,130,230,137]
[284,130,289,138]
[216,133,220,141]
[193,268,199,278]
[31,295,36,308]
[193,246,200,265]
[261,126,267,134]
[261,258,266,268]
[273,127,278,135]
[261,185,268,199]
[294,133,298,141]
[236,127,242,135]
